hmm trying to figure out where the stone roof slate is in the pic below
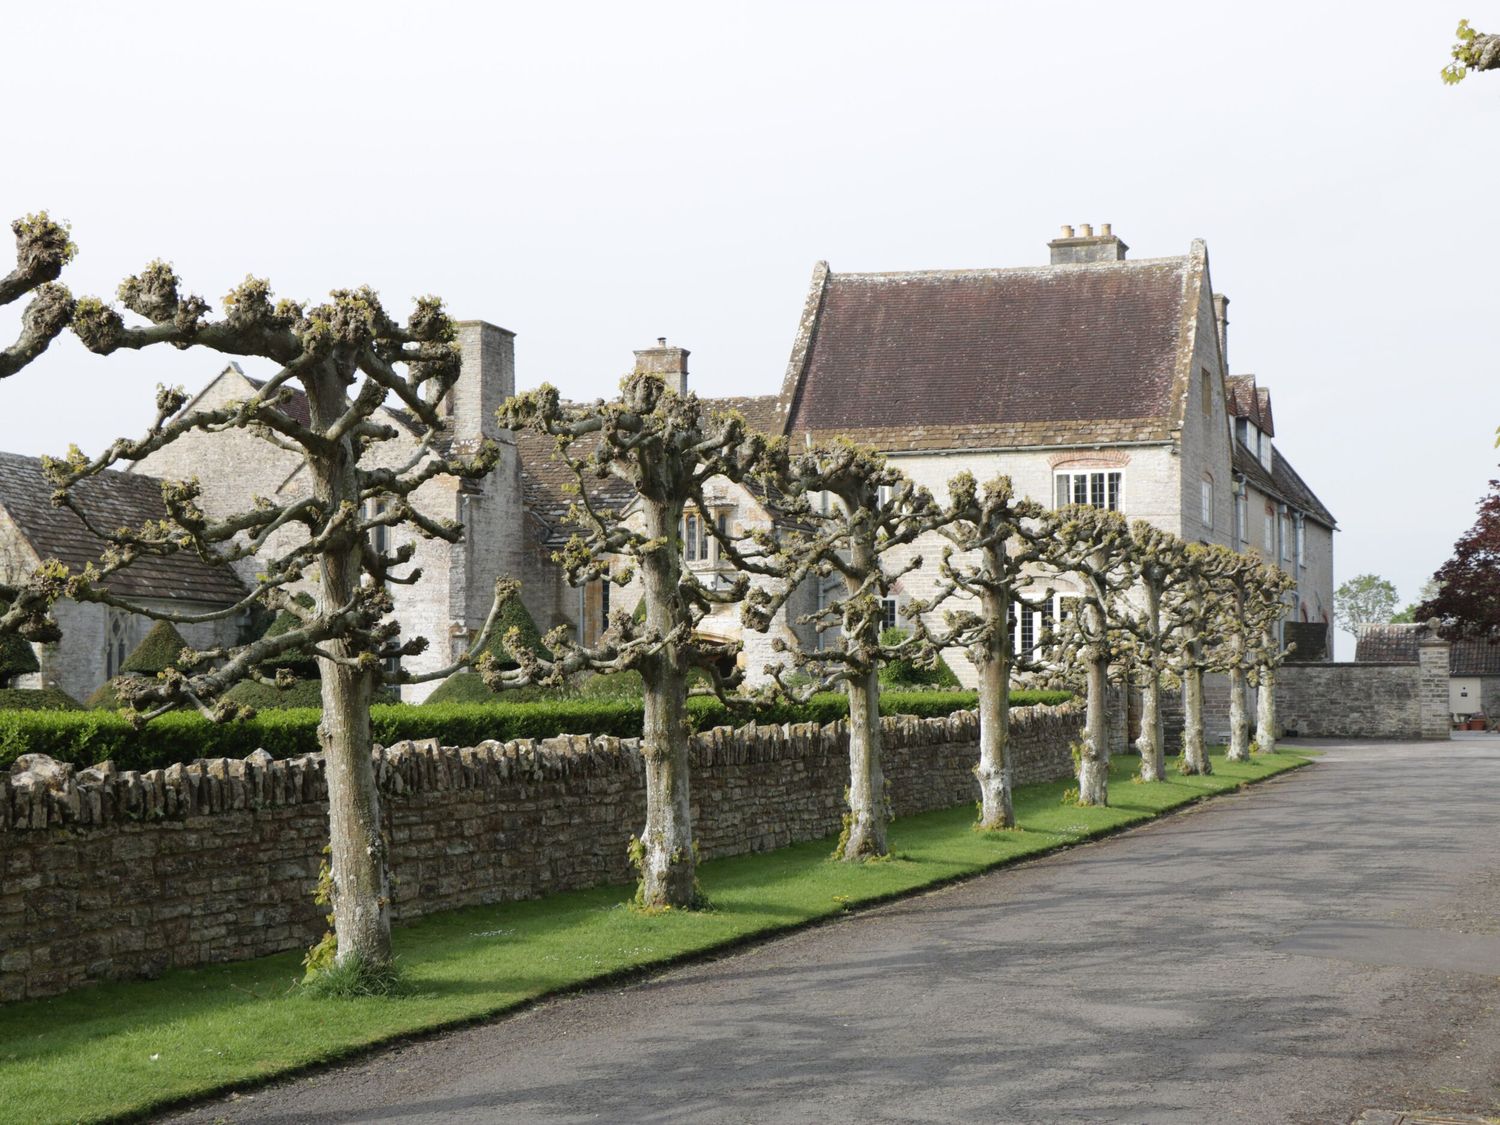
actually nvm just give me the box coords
[783,257,1190,447]
[1353,623,1420,664]
[0,452,247,605]
[1231,442,1336,529]
[514,430,634,548]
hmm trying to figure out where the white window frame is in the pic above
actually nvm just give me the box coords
[1234,487,1248,548]
[1294,514,1306,568]
[1201,476,1214,530]
[1053,470,1123,512]
[1264,507,1275,552]
[1280,510,1292,562]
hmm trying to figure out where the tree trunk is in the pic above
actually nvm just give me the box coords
[1076,649,1110,806]
[1256,664,1278,755]
[1226,663,1250,763]
[1136,668,1165,781]
[841,669,888,858]
[319,650,389,969]
[634,500,698,908]
[1180,641,1211,775]
[305,363,394,975]
[638,658,697,907]
[1136,583,1165,781]
[974,588,1014,829]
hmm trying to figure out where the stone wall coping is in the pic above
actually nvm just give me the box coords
[4,700,1082,833]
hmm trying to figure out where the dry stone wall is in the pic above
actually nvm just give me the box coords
[1,702,1082,1002]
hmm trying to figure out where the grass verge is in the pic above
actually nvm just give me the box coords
[0,748,1309,1124]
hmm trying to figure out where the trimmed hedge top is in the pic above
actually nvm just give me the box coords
[0,689,1073,773]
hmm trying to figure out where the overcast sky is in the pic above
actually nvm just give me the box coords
[2,2,1496,656]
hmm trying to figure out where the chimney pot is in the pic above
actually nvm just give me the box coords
[1079,223,1093,237]
[1060,224,1075,238]
[657,337,666,347]
[1099,222,1112,236]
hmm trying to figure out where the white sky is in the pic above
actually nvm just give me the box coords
[2,1,1497,657]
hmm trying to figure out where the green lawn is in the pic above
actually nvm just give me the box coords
[0,749,1309,1125]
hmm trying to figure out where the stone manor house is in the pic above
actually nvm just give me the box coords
[0,225,1335,703]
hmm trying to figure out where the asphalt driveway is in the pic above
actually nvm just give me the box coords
[162,739,1500,1125]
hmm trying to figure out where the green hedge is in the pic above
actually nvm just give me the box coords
[0,688,82,712]
[0,689,1072,773]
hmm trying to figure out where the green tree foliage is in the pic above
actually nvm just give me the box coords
[1334,573,1400,633]
[1416,478,1500,636]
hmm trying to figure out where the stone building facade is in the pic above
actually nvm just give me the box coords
[0,226,1336,705]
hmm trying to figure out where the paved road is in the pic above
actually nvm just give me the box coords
[164,741,1500,1125]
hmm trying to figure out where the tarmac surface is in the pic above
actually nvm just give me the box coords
[161,739,1500,1124]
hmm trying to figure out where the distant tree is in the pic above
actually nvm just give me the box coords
[1334,573,1400,634]
[1392,579,1442,624]
[1443,19,1500,83]
[59,263,504,989]
[744,443,943,859]
[929,472,1054,829]
[0,214,77,646]
[1043,506,1137,806]
[1417,478,1500,636]
[493,372,768,908]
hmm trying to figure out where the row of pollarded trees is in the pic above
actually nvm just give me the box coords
[485,386,1302,911]
[1,217,1297,990]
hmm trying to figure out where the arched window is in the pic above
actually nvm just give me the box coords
[105,611,130,679]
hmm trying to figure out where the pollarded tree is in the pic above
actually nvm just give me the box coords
[491,371,769,909]
[1125,521,1193,782]
[1253,602,1297,757]
[0,214,78,645]
[1215,555,1297,763]
[1042,505,1138,807]
[1443,19,1500,83]
[1163,543,1237,776]
[744,441,944,860]
[55,264,505,986]
[928,471,1054,829]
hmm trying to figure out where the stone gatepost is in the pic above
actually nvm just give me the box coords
[1417,621,1452,741]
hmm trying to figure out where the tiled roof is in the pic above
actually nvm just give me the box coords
[0,453,247,605]
[710,394,782,435]
[783,257,1190,446]
[1256,387,1275,438]
[1232,442,1337,529]
[514,430,634,548]
[1450,638,1500,676]
[1354,623,1420,664]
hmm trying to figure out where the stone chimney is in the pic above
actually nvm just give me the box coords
[1047,222,1129,265]
[1212,293,1230,367]
[453,320,516,443]
[633,337,690,395]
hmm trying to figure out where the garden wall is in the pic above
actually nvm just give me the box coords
[1269,635,1450,741]
[0,702,1082,1002]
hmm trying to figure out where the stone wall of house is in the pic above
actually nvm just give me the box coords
[1271,635,1450,740]
[0,702,1082,1002]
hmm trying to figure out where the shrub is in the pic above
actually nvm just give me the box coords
[0,687,82,712]
[878,627,962,689]
[0,688,1074,773]
[120,621,190,676]
[86,679,127,711]
[0,630,38,686]
[222,679,328,710]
